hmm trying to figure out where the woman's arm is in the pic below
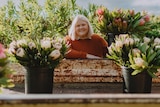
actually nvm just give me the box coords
[65,49,102,59]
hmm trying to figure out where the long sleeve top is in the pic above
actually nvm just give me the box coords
[65,34,108,59]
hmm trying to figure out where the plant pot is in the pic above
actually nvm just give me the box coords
[122,66,152,93]
[25,67,54,94]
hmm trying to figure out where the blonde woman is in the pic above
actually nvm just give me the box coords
[65,15,108,59]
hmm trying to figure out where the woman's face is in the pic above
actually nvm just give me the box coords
[75,20,89,39]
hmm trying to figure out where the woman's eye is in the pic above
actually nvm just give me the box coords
[76,25,80,27]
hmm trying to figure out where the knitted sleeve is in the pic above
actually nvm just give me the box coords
[65,49,87,59]
[64,35,87,59]
[93,34,108,57]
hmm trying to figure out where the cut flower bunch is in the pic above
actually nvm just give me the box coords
[107,34,160,77]
[96,7,151,36]
[0,43,14,91]
[8,37,68,69]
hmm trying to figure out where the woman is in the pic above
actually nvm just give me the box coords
[65,15,108,59]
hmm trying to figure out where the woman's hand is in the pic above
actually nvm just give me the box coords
[86,54,102,59]
[65,41,71,55]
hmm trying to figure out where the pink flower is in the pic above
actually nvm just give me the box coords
[96,8,104,16]
[122,20,128,29]
[0,43,6,59]
[143,15,150,22]
[129,10,135,16]
[139,19,145,26]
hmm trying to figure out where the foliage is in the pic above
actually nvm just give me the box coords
[107,34,160,77]
[0,0,79,46]
[145,15,160,38]
[96,7,151,38]
[8,37,68,69]
[0,43,14,91]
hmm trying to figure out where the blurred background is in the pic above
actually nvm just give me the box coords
[0,0,160,15]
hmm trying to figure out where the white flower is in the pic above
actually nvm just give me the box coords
[108,46,114,54]
[17,39,27,47]
[16,48,25,57]
[132,48,141,57]
[40,39,51,49]
[28,41,36,49]
[119,34,129,40]
[56,38,63,43]
[154,37,160,45]
[134,57,145,68]
[143,37,150,44]
[49,50,61,60]
[9,41,17,48]
[53,43,62,50]
[124,38,134,46]
[8,47,16,54]
[115,40,123,49]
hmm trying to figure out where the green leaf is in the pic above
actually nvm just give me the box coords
[147,70,157,78]
[131,70,142,75]
[147,52,157,63]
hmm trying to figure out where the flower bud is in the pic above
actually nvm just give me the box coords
[139,19,145,26]
[129,10,135,16]
[28,41,36,49]
[132,48,141,57]
[49,50,61,60]
[154,37,160,45]
[115,40,123,49]
[143,37,150,44]
[134,57,145,68]
[16,48,25,57]
[53,43,62,50]
[124,38,134,46]
[96,8,104,16]
[40,39,51,49]
[143,15,150,22]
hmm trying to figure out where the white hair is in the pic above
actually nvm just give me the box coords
[68,15,94,40]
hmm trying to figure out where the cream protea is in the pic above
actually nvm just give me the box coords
[16,48,25,57]
[134,57,145,68]
[49,50,61,60]
[40,37,52,49]
[8,37,68,69]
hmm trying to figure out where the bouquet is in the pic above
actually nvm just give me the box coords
[96,7,151,37]
[0,43,14,90]
[107,34,160,77]
[8,37,68,69]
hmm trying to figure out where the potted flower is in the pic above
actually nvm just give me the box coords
[106,34,160,93]
[8,37,68,94]
[0,43,14,92]
[96,7,151,45]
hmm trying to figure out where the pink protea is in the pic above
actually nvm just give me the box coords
[96,8,104,16]
[143,15,150,22]
[129,10,135,16]
[122,20,128,29]
[0,43,6,59]
[139,18,145,26]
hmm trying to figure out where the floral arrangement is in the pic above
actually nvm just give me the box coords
[96,7,151,37]
[8,37,68,69]
[107,34,160,77]
[0,43,14,91]
[145,15,160,38]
